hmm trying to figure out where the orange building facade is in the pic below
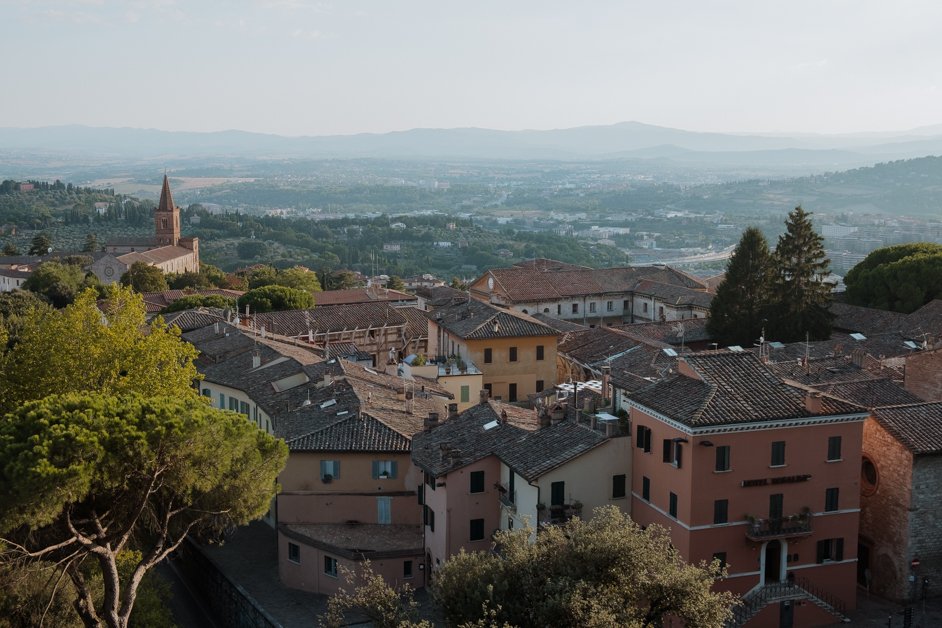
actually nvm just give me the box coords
[621,353,868,627]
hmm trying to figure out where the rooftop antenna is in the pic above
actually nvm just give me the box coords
[804,332,811,374]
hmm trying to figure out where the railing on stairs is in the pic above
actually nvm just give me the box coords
[726,575,849,627]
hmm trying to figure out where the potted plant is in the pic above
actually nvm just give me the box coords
[322,474,333,484]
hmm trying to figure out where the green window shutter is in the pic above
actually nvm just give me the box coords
[390,461,398,479]
[372,461,380,479]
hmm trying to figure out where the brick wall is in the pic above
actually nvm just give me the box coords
[860,418,913,601]
[904,349,942,402]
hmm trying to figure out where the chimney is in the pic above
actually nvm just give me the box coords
[492,318,500,334]
[590,414,598,431]
[425,412,440,432]
[583,396,596,414]
[804,390,823,414]
[479,389,490,405]
[551,405,566,425]
[448,403,459,419]
[604,421,616,437]
[397,387,407,401]
[600,365,611,404]
[539,408,551,429]
[214,322,220,335]
[252,351,261,368]
[322,373,333,388]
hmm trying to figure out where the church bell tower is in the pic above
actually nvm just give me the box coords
[154,174,180,247]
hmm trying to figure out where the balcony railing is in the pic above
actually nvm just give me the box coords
[498,485,516,511]
[745,513,813,541]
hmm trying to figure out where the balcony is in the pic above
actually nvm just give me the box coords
[497,484,516,512]
[745,513,813,541]
[538,502,583,526]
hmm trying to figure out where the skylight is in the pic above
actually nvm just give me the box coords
[727,345,744,352]
[483,420,499,430]
[850,333,867,341]
[662,347,678,357]
[320,399,337,409]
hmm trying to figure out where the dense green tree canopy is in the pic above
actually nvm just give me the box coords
[162,294,236,313]
[0,286,200,414]
[83,233,99,253]
[707,227,774,346]
[767,207,833,342]
[431,507,735,628]
[22,260,97,308]
[241,284,314,313]
[28,232,52,255]
[120,261,169,293]
[274,265,322,294]
[386,275,405,291]
[844,242,942,313]
[0,393,287,628]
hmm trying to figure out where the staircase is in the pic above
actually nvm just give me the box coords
[726,576,851,627]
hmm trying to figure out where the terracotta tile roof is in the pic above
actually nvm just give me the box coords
[627,352,863,427]
[287,414,412,452]
[251,302,408,337]
[183,322,449,451]
[632,280,714,308]
[160,307,227,331]
[314,287,417,306]
[434,299,558,340]
[905,300,942,341]
[765,355,879,385]
[117,245,195,266]
[530,313,588,333]
[481,261,709,304]
[141,288,243,313]
[280,523,423,557]
[613,317,711,345]
[397,306,431,340]
[810,378,924,409]
[412,400,604,481]
[412,285,465,306]
[873,403,942,455]
[830,302,908,335]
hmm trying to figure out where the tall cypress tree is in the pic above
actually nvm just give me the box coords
[707,227,774,346]
[768,206,833,342]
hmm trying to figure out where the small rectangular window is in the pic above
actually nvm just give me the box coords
[714,499,728,524]
[470,518,485,541]
[324,556,338,577]
[607,301,614,312]
[816,538,844,563]
[509,347,517,362]
[589,302,597,313]
[623,299,629,310]
[771,441,786,467]
[372,460,398,479]
[669,492,678,518]
[827,436,842,461]
[536,380,544,393]
[715,446,731,472]
[662,439,672,463]
[377,496,392,524]
[642,476,651,501]
[427,507,435,531]
[508,383,517,402]
[551,481,565,506]
[403,560,413,578]
[460,385,470,403]
[572,303,579,314]
[287,542,300,564]
[417,484,424,506]
[557,304,561,315]
[769,493,784,520]
[229,397,239,412]
[712,552,728,569]
[425,471,435,491]
[470,470,485,494]
[484,348,493,364]
[825,487,840,512]
[483,383,492,398]
[320,460,340,481]
[218,393,225,409]
[201,388,211,397]
[536,345,545,361]
[612,474,626,499]
[643,302,649,313]
[239,400,249,416]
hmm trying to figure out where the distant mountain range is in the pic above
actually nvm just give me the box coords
[2,121,942,169]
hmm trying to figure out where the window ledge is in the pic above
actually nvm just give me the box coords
[713,469,732,474]
[826,459,843,463]
[769,464,788,469]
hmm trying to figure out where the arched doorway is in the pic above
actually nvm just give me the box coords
[765,540,783,583]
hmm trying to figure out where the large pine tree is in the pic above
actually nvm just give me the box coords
[707,227,774,346]
[768,206,833,342]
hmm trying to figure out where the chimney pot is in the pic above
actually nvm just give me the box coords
[479,389,490,405]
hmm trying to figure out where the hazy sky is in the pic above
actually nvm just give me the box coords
[2,0,941,136]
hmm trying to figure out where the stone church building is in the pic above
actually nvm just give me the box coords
[90,175,200,284]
